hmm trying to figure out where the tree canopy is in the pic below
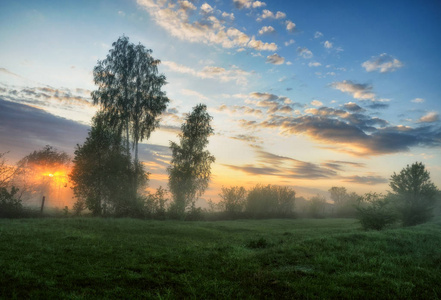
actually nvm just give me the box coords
[168,104,215,216]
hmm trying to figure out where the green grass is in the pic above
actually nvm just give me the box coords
[1,217,440,299]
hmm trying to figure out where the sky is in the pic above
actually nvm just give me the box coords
[1,0,440,203]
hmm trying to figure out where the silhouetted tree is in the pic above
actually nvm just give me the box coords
[329,186,347,205]
[168,104,215,217]
[389,162,438,226]
[70,113,147,216]
[245,184,295,218]
[219,186,246,217]
[92,36,169,191]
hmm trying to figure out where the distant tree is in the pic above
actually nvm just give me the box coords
[356,193,397,230]
[92,35,169,169]
[389,162,438,226]
[329,186,347,205]
[144,186,169,219]
[168,104,215,217]
[219,186,246,217]
[0,153,24,218]
[0,152,16,189]
[69,113,147,216]
[245,184,295,218]
[308,194,326,218]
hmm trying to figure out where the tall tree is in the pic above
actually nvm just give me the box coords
[168,104,215,216]
[69,112,147,216]
[389,162,438,226]
[92,35,169,165]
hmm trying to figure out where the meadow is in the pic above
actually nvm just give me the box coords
[1,217,440,299]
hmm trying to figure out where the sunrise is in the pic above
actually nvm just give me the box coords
[1,0,440,298]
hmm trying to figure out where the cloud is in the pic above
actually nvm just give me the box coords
[200,3,214,14]
[221,11,234,20]
[258,25,275,35]
[411,98,424,103]
[308,62,321,67]
[314,31,323,38]
[342,175,388,185]
[233,0,266,9]
[331,80,376,100]
[322,160,366,171]
[180,1,196,11]
[162,60,251,85]
[418,111,439,123]
[366,102,389,110]
[362,53,404,73]
[324,40,333,49]
[284,39,295,46]
[137,0,277,52]
[0,98,89,161]
[217,104,263,116]
[343,102,365,112]
[266,53,285,65]
[259,9,286,20]
[181,89,209,101]
[311,100,323,107]
[239,105,441,156]
[224,147,338,179]
[285,20,296,32]
[297,47,313,59]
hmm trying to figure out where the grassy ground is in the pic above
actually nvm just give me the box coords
[0,217,440,299]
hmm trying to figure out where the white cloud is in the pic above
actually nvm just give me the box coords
[221,11,234,20]
[411,98,424,103]
[418,111,439,123]
[181,89,209,101]
[233,0,266,9]
[308,62,321,67]
[163,60,251,85]
[297,47,313,59]
[286,20,296,33]
[284,39,295,46]
[179,1,196,11]
[200,3,213,14]
[314,31,323,38]
[311,100,323,107]
[362,53,404,73]
[137,0,277,52]
[324,40,333,49]
[266,53,285,65]
[259,9,286,20]
[331,80,376,100]
[118,10,126,17]
[258,25,275,35]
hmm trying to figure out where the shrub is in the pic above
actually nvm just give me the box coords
[218,186,246,218]
[356,193,397,230]
[0,186,24,218]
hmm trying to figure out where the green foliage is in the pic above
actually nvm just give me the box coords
[308,194,326,218]
[329,186,360,217]
[1,218,440,299]
[92,35,169,165]
[144,186,169,219]
[70,113,148,217]
[390,162,438,226]
[168,104,215,217]
[0,186,23,218]
[356,193,398,230]
[218,186,246,217]
[245,184,295,218]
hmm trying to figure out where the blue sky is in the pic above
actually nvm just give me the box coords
[1,0,440,201]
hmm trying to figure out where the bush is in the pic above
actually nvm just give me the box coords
[0,186,24,218]
[356,193,397,230]
[245,184,295,218]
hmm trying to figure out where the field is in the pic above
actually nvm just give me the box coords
[1,217,440,299]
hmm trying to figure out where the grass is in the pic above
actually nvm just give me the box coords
[0,217,440,299]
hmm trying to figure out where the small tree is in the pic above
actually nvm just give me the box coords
[389,162,438,226]
[168,104,215,217]
[245,184,295,218]
[356,193,397,230]
[144,186,168,219]
[219,186,246,217]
